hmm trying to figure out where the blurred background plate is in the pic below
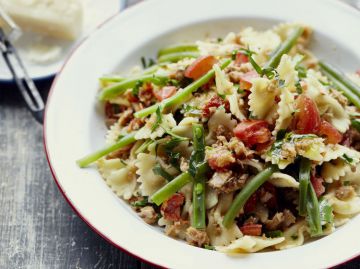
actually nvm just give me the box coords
[0,0,121,82]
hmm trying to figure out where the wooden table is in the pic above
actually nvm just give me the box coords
[0,1,359,267]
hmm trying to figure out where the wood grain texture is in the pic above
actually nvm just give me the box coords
[0,0,359,268]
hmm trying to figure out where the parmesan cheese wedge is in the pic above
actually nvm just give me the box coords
[0,0,84,40]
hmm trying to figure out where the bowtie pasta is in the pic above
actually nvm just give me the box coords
[77,22,360,253]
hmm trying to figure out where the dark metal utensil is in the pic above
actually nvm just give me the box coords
[0,11,45,124]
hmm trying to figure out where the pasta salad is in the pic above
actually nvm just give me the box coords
[77,23,360,253]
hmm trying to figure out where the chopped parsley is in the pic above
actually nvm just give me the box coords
[265,230,283,238]
[132,197,148,207]
[151,107,163,132]
[341,154,354,165]
[141,56,156,69]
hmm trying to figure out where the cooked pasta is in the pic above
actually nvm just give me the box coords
[77,22,360,253]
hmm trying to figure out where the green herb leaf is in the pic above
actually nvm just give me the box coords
[132,80,143,96]
[265,230,283,238]
[296,65,307,79]
[341,154,354,165]
[151,106,163,132]
[204,245,215,250]
[132,197,148,207]
[295,80,303,94]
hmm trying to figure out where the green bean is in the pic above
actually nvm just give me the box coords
[98,74,167,101]
[299,157,311,216]
[158,43,198,57]
[264,26,304,69]
[150,162,209,206]
[223,165,278,228]
[134,58,232,118]
[307,183,322,237]
[150,172,192,205]
[190,124,206,229]
[76,133,136,168]
[158,51,199,63]
[320,68,360,109]
[319,61,360,98]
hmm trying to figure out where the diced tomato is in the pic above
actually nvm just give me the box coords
[184,55,217,80]
[235,52,249,66]
[125,91,139,102]
[244,193,258,213]
[240,224,262,236]
[202,95,230,118]
[154,86,177,101]
[310,174,325,197]
[292,95,321,134]
[161,193,185,221]
[234,120,271,147]
[239,71,259,90]
[318,119,342,144]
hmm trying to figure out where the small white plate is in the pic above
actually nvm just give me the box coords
[0,0,120,82]
[44,0,360,268]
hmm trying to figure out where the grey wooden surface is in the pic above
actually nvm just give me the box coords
[0,1,359,268]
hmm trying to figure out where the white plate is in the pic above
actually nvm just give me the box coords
[44,0,360,268]
[0,0,120,81]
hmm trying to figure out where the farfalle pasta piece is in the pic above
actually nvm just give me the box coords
[135,113,176,140]
[207,194,242,246]
[216,236,285,253]
[179,182,193,219]
[214,64,234,95]
[227,92,246,120]
[249,77,279,121]
[269,172,299,188]
[206,107,237,144]
[206,186,219,209]
[340,163,360,190]
[172,117,199,139]
[105,122,126,145]
[277,54,299,88]
[239,27,281,65]
[135,153,166,196]
[324,191,360,216]
[273,85,296,135]
[97,158,137,200]
[321,159,353,183]
[274,221,307,250]
[320,144,360,164]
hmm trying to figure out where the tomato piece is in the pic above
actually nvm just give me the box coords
[235,52,249,65]
[154,86,177,101]
[234,120,271,147]
[310,174,325,197]
[202,95,230,118]
[292,95,321,134]
[356,69,360,76]
[184,55,217,80]
[318,119,342,144]
[239,71,259,90]
[240,224,262,236]
[244,193,258,213]
[161,193,185,221]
